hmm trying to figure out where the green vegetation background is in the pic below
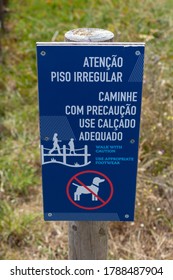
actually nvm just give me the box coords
[0,0,172,259]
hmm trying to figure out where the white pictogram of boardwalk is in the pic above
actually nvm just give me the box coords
[41,133,91,167]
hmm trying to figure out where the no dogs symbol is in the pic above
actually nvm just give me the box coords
[66,170,114,210]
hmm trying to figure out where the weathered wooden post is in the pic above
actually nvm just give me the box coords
[0,0,4,31]
[64,28,114,260]
[0,0,8,32]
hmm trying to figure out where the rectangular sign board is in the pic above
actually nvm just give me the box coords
[36,42,145,221]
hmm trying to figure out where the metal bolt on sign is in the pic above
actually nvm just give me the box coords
[41,50,46,56]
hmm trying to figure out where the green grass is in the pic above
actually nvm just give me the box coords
[0,0,173,260]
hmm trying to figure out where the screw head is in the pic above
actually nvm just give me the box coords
[48,213,52,217]
[135,50,141,56]
[41,51,46,56]
[125,214,129,219]
[130,139,135,144]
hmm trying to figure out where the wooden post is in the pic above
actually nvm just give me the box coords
[0,0,4,31]
[0,0,8,32]
[64,28,114,260]
[65,28,114,43]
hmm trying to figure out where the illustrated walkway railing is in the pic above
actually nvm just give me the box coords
[41,145,91,167]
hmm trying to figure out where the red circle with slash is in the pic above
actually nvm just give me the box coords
[66,170,114,210]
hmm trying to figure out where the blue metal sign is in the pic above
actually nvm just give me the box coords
[36,43,145,221]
